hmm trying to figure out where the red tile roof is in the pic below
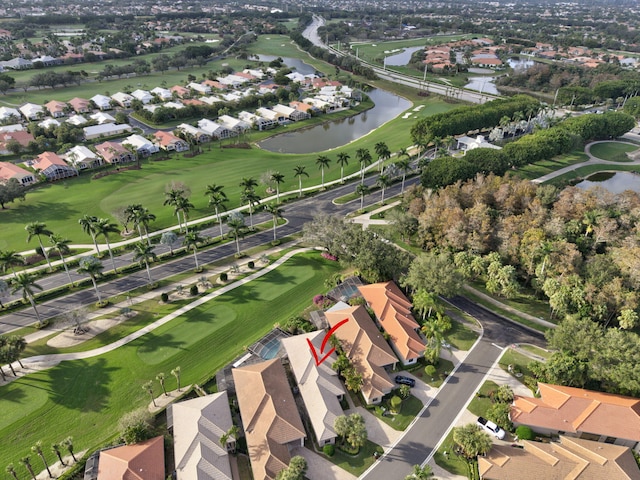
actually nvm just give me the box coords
[97,436,165,480]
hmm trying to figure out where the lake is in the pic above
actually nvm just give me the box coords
[384,46,424,66]
[576,171,640,194]
[464,58,536,95]
[253,55,316,75]
[258,89,411,154]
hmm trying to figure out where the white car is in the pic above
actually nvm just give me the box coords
[477,416,506,440]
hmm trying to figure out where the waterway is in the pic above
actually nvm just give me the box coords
[576,171,640,194]
[258,89,411,154]
[464,58,536,95]
[384,46,424,66]
[253,55,316,75]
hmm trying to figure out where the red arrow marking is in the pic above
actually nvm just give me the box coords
[308,318,349,367]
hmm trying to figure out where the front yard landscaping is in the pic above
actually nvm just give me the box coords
[326,439,383,476]
[368,394,423,431]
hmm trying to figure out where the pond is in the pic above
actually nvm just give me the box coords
[384,46,424,66]
[258,89,411,154]
[253,54,317,76]
[575,171,640,194]
[464,58,536,95]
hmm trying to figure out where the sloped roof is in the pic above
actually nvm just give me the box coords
[512,383,640,442]
[324,305,396,403]
[0,161,33,181]
[154,130,184,147]
[358,282,425,363]
[34,151,69,170]
[68,97,90,111]
[97,435,165,480]
[170,392,233,480]
[45,100,67,114]
[232,359,305,480]
[281,331,345,443]
[479,435,640,480]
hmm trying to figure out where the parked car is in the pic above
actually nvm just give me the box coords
[477,416,506,440]
[395,375,415,387]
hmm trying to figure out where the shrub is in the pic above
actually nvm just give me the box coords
[96,300,109,308]
[515,425,536,441]
[189,285,199,296]
[118,408,154,445]
[247,261,255,269]
[390,395,402,413]
[349,296,366,306]
[219,272,228,282]
[160,292,169,303]
[425,365,437,378]
[323,444,335,457]
[313,294,326,306]
[321,251,338,261]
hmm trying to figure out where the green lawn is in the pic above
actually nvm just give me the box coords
[513,150,589,180]
[434,430,472,477]
[468,281,552,323]
[0,252,341,470]
[467,380,500,417]
[589,141,638,162]
[446,319,479,351]
[519,344,552,360]
[498,349,538,379]
[368,394,423,431]
[325,440,382,476]
[410,358,454,388]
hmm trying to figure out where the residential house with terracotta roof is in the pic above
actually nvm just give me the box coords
[96,435,165,480]
[232,359,306,480]
[358,282,425,366]
[95,141,135,164]
[0,161,35,186]
[154,131,189,152]
[44,100,67,118]
[168,392,234,480]
[68,97,91,114]
[281,331,346,446]
[289,101,314,116]
[479,435,640,480]
[0,131,34,155]
[202,80,227,91]
[273,104,309,122]
[33,151,77,180]
[170,85,191,98]
[511,383,640,448]
[325,305,397,404]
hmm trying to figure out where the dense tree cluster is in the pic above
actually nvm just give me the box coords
[405,173,640,396]
[410,95,539,144]
[0,179,27,209]
[421,111,635,189]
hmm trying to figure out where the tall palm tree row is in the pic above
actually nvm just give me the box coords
[10,273,43,323]
[336,152,350,183]
[239,178,260,230]
[315,155,331,189]
[374,141,391,172]
[78,214,101,254]
[264,204,284,242]
[77,256,104,302]
[94,218,120,273]
[163,188,188,232]
[226,212,246,256]
[133,243,158,284]
[183,231,204,270]
[25,222,54,271]
[269,172,285,204]
[376,174,391,205]
[355,183,370,211]
[48,234,73,286]
[125,204,156,244]
[355,148,372,184]
[0,250,25,278]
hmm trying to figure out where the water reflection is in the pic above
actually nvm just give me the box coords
[576,171,640,194]
[258,89,411,154]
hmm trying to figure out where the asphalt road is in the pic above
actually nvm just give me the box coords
[0,174,419,334]
[362,296,545,480]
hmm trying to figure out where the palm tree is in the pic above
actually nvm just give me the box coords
[157,372,168,396]
[10,273,43,323]
[133,243,158,284]
[293,165,309,198]
[183,231,204,270]
[395,158,411,193]
[143,380,157,407]
[48,234,73,286]
[94,218,119,273]
[0,250,25,278]
[78,214,100,254]
[374,141,391,172]
[336,152,350,183]
[205,184,227,236]
[376,174,391,205]
[60,437,78,462]
[404,464,433,480]
[77,256,104,302]
[239,176,258,192]
[61,437,76,463]
[171,366,181,391]
[452,423,492,462]
[356,148,372,183]
[316,155,331,189]
[219,424,240,451]
[134,207,156,244]
[265,204,284,242]
[164,189,186,232]
[8,335,26,368]
[19,456,36,480]
[240,188,261,230]
[32,441,52,478]
[175,196,194,233]
[355,183,370,211]
[269,172,285,204]
[397,147,409,161]
[226,212,246,255]
[5,464,19,480]
[25,222,53,270]
[51,443,66,466]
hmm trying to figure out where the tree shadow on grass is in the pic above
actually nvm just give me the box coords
[259,268,298,287]
[219,284,257,305]
[47,358,118,412]
[136,332,186,354]
[2,200,80,227]
[0,383,29,403]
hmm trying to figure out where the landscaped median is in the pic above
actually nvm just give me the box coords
[0,249,342,471]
